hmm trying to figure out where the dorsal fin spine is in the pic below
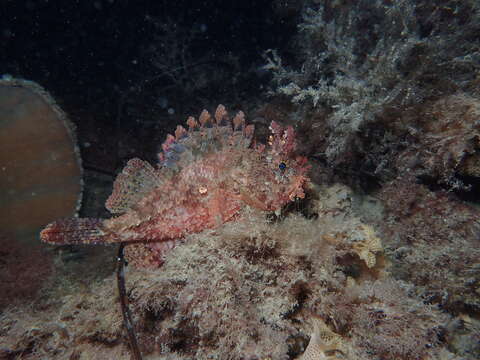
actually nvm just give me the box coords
[158,105,255,168]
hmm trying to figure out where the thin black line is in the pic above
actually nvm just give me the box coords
[117,243,143,360]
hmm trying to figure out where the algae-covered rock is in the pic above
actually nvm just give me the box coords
[0,184,451,360]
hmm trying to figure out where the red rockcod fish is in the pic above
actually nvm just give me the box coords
[40,105,310,268]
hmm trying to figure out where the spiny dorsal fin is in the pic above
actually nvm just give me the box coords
[106,158,160,214]
[158,105,255,170]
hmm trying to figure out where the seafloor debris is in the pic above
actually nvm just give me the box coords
[0,77,82,245]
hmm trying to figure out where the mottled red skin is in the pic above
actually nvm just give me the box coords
[112,148,306,267]
[41,106,310,268]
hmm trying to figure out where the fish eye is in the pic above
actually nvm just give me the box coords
[278,162,287,171]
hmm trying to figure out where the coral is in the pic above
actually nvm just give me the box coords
[40,105,310,268]
[0,77,82,245]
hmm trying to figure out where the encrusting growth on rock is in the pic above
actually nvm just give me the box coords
[298,317,346,360]
[2,180,451,359]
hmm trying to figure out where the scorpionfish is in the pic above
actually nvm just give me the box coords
[41,105,310,268]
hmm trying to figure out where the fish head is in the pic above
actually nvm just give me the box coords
[234,121,310,212]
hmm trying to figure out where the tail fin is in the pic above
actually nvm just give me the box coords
[40,218,106,245]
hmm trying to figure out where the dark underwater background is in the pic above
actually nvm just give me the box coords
[1,1,479,359]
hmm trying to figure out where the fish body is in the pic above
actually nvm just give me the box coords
[41,105,309,268]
